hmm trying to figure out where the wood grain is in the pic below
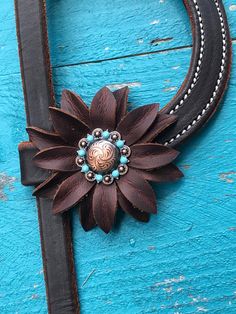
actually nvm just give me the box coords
[0,1,235,313]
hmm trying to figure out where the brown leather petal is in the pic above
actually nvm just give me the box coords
[116,168,157,213]
[135,164,184,183]
[118,190,149,222]
[61,89,90,126]
[90,87,117,131]
[49,107,90,146]
[137,113,177,143]
[130,143,179,170]
[79,192,96,232]
[33,172,73,198]
[27,127,66,150]
[92,183,117,233]
[33,146,79,171]
[113,87,129,125]
[116,104,158,146]
[53,172,95,214]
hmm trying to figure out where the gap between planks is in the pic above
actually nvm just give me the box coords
[53,37,236,69]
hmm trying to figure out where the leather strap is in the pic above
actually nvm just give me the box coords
[15,1,79,313]
[15,0,231,313]
[159,0,232,146]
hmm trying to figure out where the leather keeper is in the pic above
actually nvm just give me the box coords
[19,141,49,186]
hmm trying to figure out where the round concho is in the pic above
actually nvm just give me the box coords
[86,140,119,174]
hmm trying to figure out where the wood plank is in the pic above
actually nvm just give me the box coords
[1,42,235,312]
[52,45,192,107]
[46,0,236,66]
[60,44,236,313]
[0,1,235,74]
[0,0,235,313]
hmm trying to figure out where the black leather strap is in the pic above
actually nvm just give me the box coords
[15,0,231,313]
[15,1,80,313]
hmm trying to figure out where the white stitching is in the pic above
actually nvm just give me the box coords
[164,0,227,146]
[169,0,205,114]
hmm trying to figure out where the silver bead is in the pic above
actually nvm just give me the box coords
[118,164,128,175]
[121,145,131,157]
[85,171,96,182]
[103,174,114,185]
[92,128,103,138]
[79,138,88,149]
[110,131,121,142]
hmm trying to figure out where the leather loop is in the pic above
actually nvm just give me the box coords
[18,142,48,186]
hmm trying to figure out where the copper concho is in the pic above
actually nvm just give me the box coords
[86,140,119,174]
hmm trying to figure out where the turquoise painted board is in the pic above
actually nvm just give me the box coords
[0,1,235,313]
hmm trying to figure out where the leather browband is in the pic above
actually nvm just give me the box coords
[15,0,231,313]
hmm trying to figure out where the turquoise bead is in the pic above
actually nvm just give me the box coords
[87,134,94,142]
[120,156,128,164]
[95,174,103,183]
[102,130,110,139]
[78,149,86,157]
[112,169,119,178]
[81,164,89,173]
[116,140,125,148]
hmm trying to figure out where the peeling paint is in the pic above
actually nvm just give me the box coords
[137,38,144,44]
[153,275,185,288]
[0,172,17,201]
[190,295,209,304]
[177,287,184,292]
[148,246,156,251]
[31,294,39,300]
[163,287,173,293]
[150,20,160,25]
[219,171,236,183]
[107,82,142,89]
[129,238,136,247]
[197,306,208,312]
[150,37,173,46]
[229,5,236,11]
[163,86,177,92]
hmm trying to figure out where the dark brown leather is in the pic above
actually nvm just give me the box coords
[159,0,232,146]
[15,0,231,313]
[15,0,80,313]
[18,142,48,186]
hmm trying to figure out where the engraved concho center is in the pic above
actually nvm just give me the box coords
[86,140,119,174]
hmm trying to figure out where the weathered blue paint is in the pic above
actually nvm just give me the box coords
[0,1,235,313]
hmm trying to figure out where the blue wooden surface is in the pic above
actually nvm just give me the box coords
[0,1,235,313]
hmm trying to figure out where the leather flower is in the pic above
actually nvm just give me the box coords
[27,87,183,233]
